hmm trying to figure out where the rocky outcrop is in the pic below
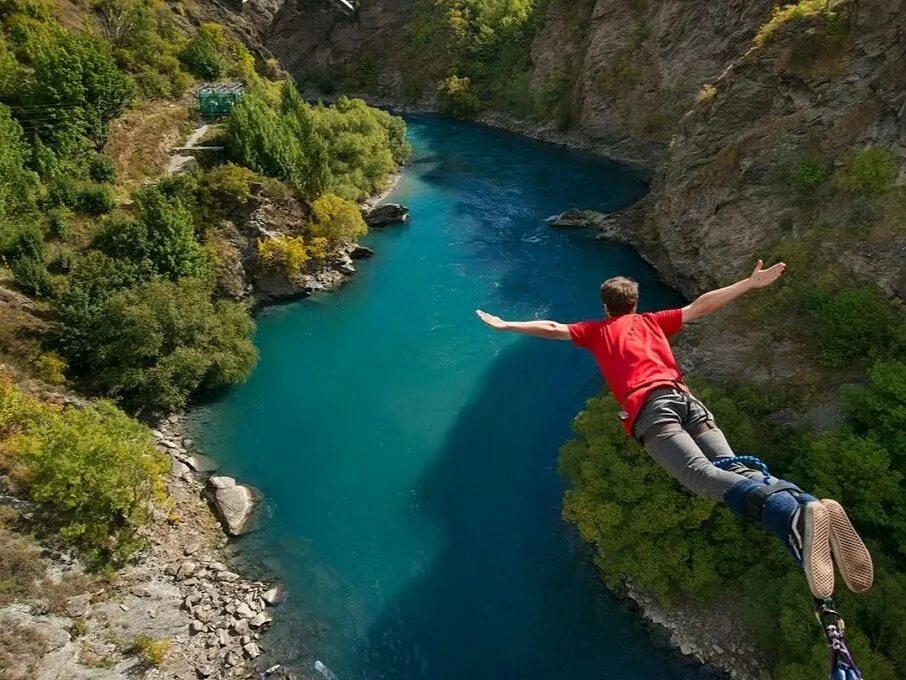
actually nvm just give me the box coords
[364,202,410,227]
[206,182,361,306]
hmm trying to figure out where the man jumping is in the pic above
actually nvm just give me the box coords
[476,260,873,599]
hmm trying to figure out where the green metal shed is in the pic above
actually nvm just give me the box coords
[196,83,245,117]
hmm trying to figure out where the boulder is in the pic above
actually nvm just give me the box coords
[65,593,91,618]
[549,209,609,229]
[347,244,375,259]
[206,477,261,536]
[365,203,409,227]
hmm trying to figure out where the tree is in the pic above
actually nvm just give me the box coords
[179,23,227,80]
[88,278,257,411]
[309,193,367,243]
[226,88,306,186]
[95,184,211,280]
[0,377,168,564]
[0,106,39,219]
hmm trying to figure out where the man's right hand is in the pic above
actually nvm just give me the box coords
[476,309,509,330]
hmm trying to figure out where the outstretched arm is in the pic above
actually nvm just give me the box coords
[682,259,785,322]
[475,310,571,340]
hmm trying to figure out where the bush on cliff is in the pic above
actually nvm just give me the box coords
[179,23,227,80]
[0,376,168,565]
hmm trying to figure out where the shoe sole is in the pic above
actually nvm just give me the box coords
[801,501,835,599]
[822,499,874,593]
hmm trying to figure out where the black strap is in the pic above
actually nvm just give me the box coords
[743,481,802,520]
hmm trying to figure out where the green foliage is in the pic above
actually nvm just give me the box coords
[45,207,71,240]
[536,65,576,131]
[11,256,53,297]
[833,147,899,198]
[0,106,39,218]
[199,162,255,213]
[0,377,168,564]
[93,0,193,98]
[178,23,226,81]
[437,75,481,119]
[791,157,829,197]
[803,284,899,368]
[311,96,410,200]
[561,375,906,678]
[88,154,117,183]
[16,24,134,155]
[309,193,367,243]
[31,351,67,385]
[95,184,211,280]
[226,83,407,202]
[58,277,256,412]
[74,183,117,215]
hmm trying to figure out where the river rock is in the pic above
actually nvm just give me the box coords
[261,587,283,606]
[347,244,374,259]
[365,203,409,227]
[185,454,220,474]
[205,477,261,536]
[248,611,272,628]
[549,209,608,228]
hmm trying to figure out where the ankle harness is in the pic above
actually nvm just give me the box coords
[738,481,803,521]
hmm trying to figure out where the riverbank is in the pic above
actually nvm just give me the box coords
[0,400,279,680]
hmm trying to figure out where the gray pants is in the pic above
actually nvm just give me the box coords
[632,388,774,502]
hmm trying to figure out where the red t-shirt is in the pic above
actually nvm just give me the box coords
[568,308,684,435]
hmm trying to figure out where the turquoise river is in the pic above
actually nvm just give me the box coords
[189,116,714,679]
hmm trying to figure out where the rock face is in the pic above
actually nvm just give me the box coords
[206,477,262,536]
[364,202,410,227]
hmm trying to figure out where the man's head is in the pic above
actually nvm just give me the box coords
[600,276,639,317]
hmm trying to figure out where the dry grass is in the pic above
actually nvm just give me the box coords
[105,101,194,187]
[0,622,49,680]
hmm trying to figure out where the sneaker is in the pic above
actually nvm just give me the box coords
[789,499,835,599]
[822,499,874,593]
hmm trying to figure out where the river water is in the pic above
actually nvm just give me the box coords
[189,116,710,679]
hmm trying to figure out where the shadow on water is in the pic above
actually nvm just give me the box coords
[358,337,714,680]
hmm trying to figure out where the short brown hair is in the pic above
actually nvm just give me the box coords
[600,276,639,316]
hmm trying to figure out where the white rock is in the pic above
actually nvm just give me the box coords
[243,642,261,658]
[261,587,281,606]
[235,603,254,619]
[248,611,272,628]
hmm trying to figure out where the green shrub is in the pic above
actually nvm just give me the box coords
[834,147,899,198]
[179,23,226,80]
[791,157,829,196]
[804,284,897,368]
[88,154,117,183]
[74,184,117,215]
[45,207,71,240]
[0,105,39,218]
[32,351,67,385]
[95,185,211,281]
[59,277,256,412]
[437,75,481,119]
[0,377,168,564]
[199,163,255,213]
[11,256,54,298]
